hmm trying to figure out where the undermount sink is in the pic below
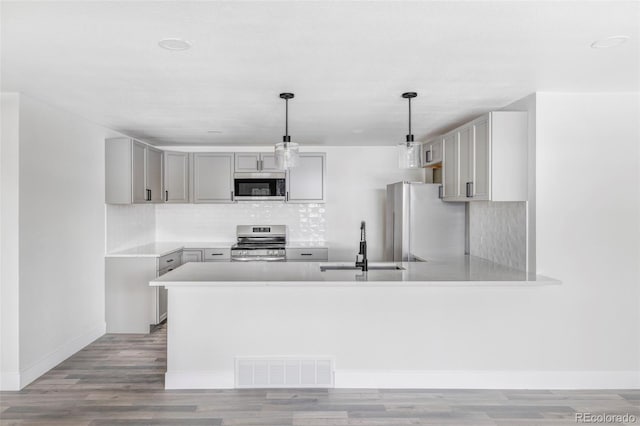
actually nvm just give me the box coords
[320,264,405,272]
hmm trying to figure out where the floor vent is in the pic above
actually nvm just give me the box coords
[235,357,334,388]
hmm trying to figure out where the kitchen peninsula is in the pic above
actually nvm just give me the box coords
[151,259,558,390]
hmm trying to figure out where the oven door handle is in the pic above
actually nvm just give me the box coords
[231,257,286,262]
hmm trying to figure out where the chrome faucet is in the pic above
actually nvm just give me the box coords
[355,221,368,272]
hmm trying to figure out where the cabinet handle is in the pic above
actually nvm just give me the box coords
[231,191,234,201]
[426,150,432,163]
[256,160,260,170]
[210,253,224,256]
[166,259,174,263]
[146,189,151,201]
[165,190,168,202]
[300,253,313,256]
[438,185,443,199]
[466,182,473,198]
[149,189,153,201]
[168,268,174,272]
[286,191,289,202]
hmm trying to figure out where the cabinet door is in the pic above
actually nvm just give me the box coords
[260,153,280,171]
[424,139,443,165]
[287,153,326,203]
[182,249,203,263]
[146,147,163,203]
[472,117,491,200]
[192,153,234,203]
[457,126,473,199]
[164,151,189,203]
[431,138,443,163]
[234,153,260,172]
[131,141,147,203]
[442,133,458,199]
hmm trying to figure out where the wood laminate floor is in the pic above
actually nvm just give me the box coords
[1,323,638,426]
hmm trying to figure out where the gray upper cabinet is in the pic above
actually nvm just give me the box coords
[192,153,234,203]
[106,138,164,204]
[442,111,527,202]
[146,146,163,203]
[234,153,261,172]
[163,151,189,203]
[260,153,279,171]
[424,137,443,166]
[131,141,147,203]
[287,153,326,203]
[234,152,281,172]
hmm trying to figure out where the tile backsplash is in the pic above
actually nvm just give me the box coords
[469,201,527,271]
[155,203,326,242]
[105,204,156,252]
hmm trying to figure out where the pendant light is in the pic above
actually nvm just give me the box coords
[397,92,422,168]
[274,92,300,169]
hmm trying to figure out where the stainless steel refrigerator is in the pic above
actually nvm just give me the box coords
[385,182,466,261]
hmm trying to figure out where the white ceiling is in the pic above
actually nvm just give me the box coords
[1,1,638,146]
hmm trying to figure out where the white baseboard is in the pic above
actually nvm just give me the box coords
[165,371,234,389]
[164,368,640,390]
[335,369,640,390]
[0,372,21,391]
[17,321,106,389]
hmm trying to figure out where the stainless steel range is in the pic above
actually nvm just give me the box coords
[230,225,287,261]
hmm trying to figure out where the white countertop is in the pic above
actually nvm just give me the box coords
[105,241,234,258]
[150,256,559,287]
[285,242,328,249]
[106,241,327,257]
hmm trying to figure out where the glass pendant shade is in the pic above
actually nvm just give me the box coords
[397,141,422,168]
[275,141,300,169]
[274,92,298,169]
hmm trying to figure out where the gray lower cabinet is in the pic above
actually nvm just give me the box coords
[164,151,189,203]
[106,138,163,204]
[287,153,326,203]
[286,248,328,261]
[183,247,230,262]
[191,153,234,203]
[182,249,204,263]
[105,251,182,333]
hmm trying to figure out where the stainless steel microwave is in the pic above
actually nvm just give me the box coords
[233,172,286,201]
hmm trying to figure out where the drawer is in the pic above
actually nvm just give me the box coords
[204,248,231,261]
[286,248,328,261]
[159,264,179,276]
[159,251,182,269]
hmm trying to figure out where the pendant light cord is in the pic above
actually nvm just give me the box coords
[407,97,412,146]
[285,98,289,145]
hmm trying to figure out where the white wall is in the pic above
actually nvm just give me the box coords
[531,92,640,374]
[154,146,424,260]
[0,93,112,389]
[0,93,21,390]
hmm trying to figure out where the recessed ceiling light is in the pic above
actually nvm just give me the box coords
[207,130,222,134]
[158,38,192,51]
[591,35,630,49]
